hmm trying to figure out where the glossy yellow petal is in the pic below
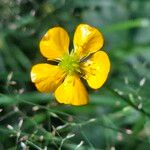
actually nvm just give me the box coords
[31,63,65,92]
[40,27,69,60]
[81,51,110,89]
[73,24,104,59]
[55,75,88,106]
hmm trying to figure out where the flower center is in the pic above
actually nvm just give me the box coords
[59,53,80,74]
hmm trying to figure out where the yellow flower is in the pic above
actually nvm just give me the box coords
[31,24,110,106]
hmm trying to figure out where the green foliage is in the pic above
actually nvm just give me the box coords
[0,0,150,149]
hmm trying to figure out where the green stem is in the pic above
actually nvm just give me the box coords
[107,87,150,118]
[26,140,43,150]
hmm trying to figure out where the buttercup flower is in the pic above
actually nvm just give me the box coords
[31,24,110,106]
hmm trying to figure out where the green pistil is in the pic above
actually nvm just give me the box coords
[59,53,80,74]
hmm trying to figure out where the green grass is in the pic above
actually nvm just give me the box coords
[0,0,150,149]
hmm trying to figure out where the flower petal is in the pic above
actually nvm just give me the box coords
[55,75,88,106]
[81,51,110,89]
[40,27,69,60]
[31,63,65,92]
[73,24,104,59]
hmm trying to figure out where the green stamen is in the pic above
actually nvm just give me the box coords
[59,53,80,74]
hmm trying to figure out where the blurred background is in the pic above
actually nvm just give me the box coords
[0,0,150,149]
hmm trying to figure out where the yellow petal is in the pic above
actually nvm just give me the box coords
[31,63,65,92]
[73,24,104,59]
[81,51,110,89]
[55,75,88,106]
[40,27,69,60]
